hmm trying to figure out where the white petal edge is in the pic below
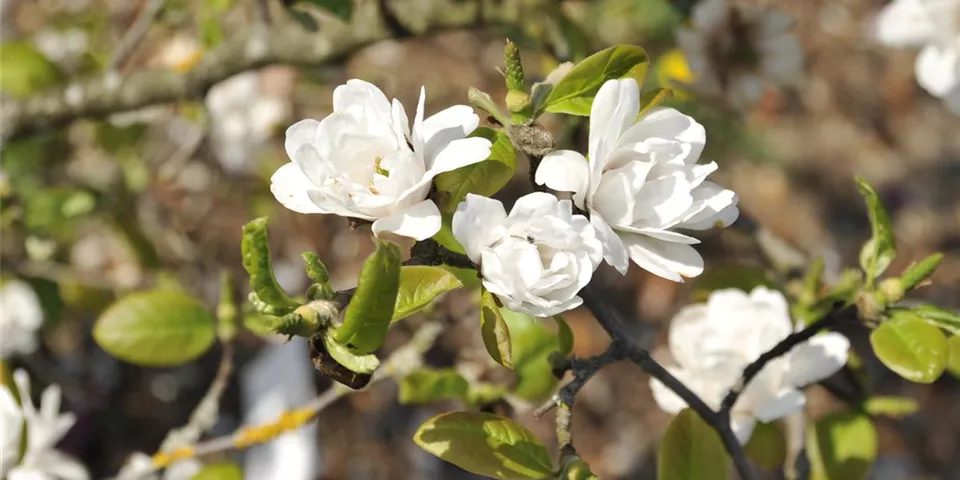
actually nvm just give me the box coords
[783,333,850,387]
[270,163,328,214]
[371,199,442,241]
[591,213,630,275]
[535,150,590,208]
[623,234,704,282]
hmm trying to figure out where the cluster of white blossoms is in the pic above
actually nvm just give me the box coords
[676,0,804,108]
[1,370,88,480]
[270,78,736,316]
[1,279,44,359]
[650,287,850,442]
[874,0,960,114]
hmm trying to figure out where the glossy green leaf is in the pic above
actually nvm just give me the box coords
[434,127,517,214]
[907,304,960,336]
[691,266,778,302]
[433,216,468,255]
[637,88,672,117]
[481,289,513,368]
[544,45,649,116]
[744,421,786,470]
[870,313,948,383]
[392,266,462,322]
[503,308,559,402]
[297,0,353,22]
[553,315,574,356]
[657,409,730,480]
[93,290,216,367]
[863,396,919,418]
[0,42,62,97]
[947,335,960,378]
[301,252,334,300]
[241,218,299,315]
[322,331,379,374]
[191,462,243,480]
[413,411,553,480]
[335,239,402,353]
[855,177,896,281]
[806,412,877,480]
[399,368,469,404]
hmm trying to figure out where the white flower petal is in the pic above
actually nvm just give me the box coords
[591,213,630,274]
[667,305,710,370]
[371,199,442,241]
[873,0,937,47]
[915,43,960,97]
[411,86,427,154]
[623,233,704,281]
[283,119,320,160]
[334,79,392,118]
[677,181,739,230]
[730,413,757,444]
[535,150,590,208]
[593,171,637,226]
[649,367,693,414]
[391,99,410,145]
[270,163,328,214]
[783,333,850,387]
[589,79,641,192]
[0,387,22,477]
[452,194,508,264]
[421,105,479,165]
[424,137,492,177]
[617,107,706,166]
[752,388,806,423]
[506,192,561,227]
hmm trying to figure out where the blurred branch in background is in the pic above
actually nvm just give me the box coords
[1,0,531,142]
[108,0,170,71]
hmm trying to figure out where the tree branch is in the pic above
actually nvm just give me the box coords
[718,305,857,414]
[1,0,522,142]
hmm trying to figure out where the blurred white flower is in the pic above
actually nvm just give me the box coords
[874,0,960,114]
[676,0,804,108]
[271,79,492,241]
[116,453,201,480]
[452,192,602,317]
[536,78,738,281]
[1,279,44,358]
[1,370,88,480]
[649,287,850,442]
[242,338,319,480]
[155,35,203,73]
[206,71,292,174]
[33,28,88,70]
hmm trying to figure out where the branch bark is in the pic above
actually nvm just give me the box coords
[1,0,523,142]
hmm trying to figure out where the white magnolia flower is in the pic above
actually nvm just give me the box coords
[452,192,603,317]
[1,279,44,358]
[271,79,492,241]
[874,0,960,114]
[649,287,850,442]
[535,78,738,282]
[116,453,201,480]
[1,370,88,480]
[676,0,804,108]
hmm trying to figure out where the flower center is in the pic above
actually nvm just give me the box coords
[368,156,390,195]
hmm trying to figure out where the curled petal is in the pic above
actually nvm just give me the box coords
[371,200,442,241]
[452,194,508,264]
[535,150,590,208]
[623,233,704,282]
[783,333,850,387]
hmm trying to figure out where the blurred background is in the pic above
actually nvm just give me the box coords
[0,0,958,478]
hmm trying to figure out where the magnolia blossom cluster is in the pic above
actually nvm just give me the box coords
[650,287,850,442]
[1,370,88,480]
[676,0,804,108]
[270,78,737,316]
[874,0,960,114]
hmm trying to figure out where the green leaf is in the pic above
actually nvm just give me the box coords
[806,412,877,480]
[433,216,468,255]
[863,396,919,418]
[553,315,574,356]
[442,265,482,289]
[301,252,334,300]
[657,409,730,480]
[413,411,553,480]
[242,313,276,336]
[191,462,243,480]
[93,290,216,367]
[481,289,513,368]
[0,42,62,97]
[393,266,462,322]
[870,313,948,383]
[297,0,353,22]
[434,127,517,213]
[947,335,960,378]
[322,331,380,374]
[503,308,559,402]
[690,266,778,302]
[637,88,672,117]
[241,218,299,315]
[399,368,470,404]
[899,252,943,290]
[744,422,786,470]
[855,177,896,281]
[335,239,402,353]
[544,45,649,116]
[907,304,960,336]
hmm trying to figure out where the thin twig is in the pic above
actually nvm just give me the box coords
[159,342,235,452]
[719,305,856,414]
[109,0,170,71]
